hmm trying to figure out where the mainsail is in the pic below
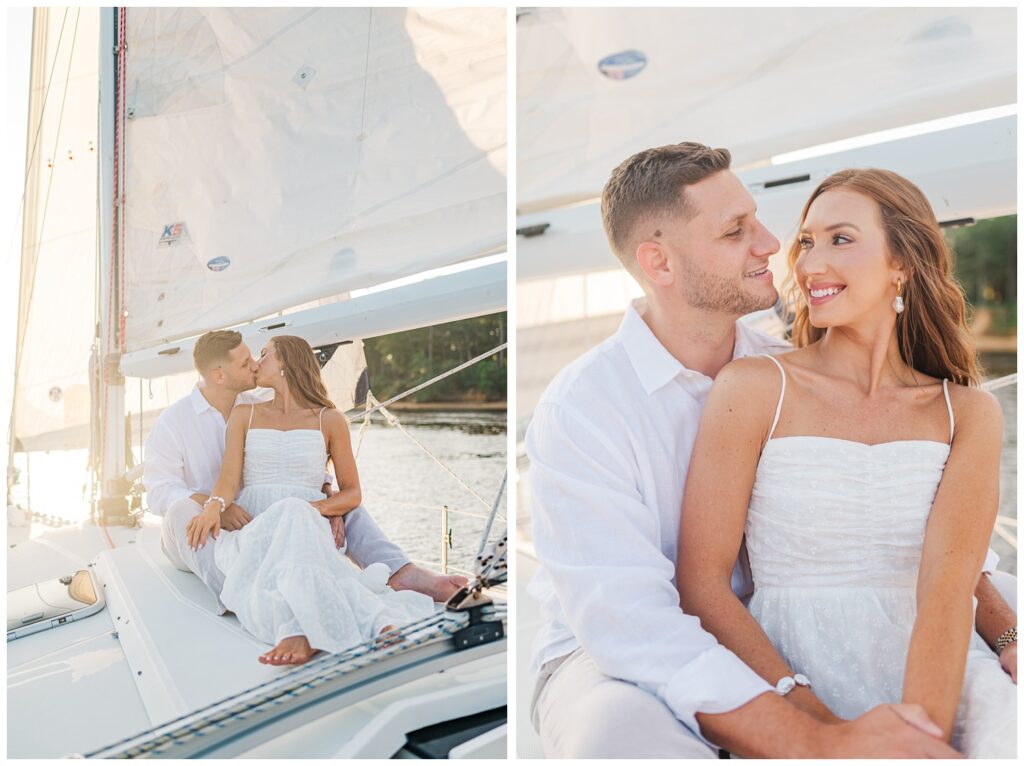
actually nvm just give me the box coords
[517,7,1015,212]
[12,8,99,453]
[121,7,507,352]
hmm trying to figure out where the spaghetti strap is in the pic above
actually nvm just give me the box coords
[247,403,255,433]
[942,379,954,444]
[759,354,786,441]
[318,406,327,433]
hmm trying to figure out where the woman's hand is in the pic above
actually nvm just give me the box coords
[999,643,1017,684]
[186,508,221,550]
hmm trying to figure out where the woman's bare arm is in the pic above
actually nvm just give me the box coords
[677,357,840,723]
[310,409,362,517]
[903,388,1003,738]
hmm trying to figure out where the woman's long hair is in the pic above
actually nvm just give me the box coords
[783,168,981,386]
[271,335,336,410]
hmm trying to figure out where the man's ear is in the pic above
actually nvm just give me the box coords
[636,240,673,286]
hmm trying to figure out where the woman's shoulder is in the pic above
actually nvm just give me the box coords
[319,407,349,427]
[717,354,787,387]
[947,383,1002,423]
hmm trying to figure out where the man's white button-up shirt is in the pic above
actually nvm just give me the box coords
[143,385,267,516]
[526,299,790,741]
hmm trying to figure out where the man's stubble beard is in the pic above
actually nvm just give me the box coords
[677,250,777,316]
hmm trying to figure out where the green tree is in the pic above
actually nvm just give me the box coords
[364,313,507,403]
[947,215,1016,335]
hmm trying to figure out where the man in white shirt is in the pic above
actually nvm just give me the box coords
[146,330,466,612]
[527,142,1015,757]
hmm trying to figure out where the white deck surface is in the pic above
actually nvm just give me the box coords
[9,516,507,758]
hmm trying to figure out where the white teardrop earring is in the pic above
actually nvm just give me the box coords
[892,278,905,314]
[280,370,285,377]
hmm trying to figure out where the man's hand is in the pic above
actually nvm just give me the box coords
[999,642,1017,684]
[329,514,346,549]
[219,503,252,532]
[821,704,961,758]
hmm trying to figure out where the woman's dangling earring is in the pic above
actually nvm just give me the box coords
[893,278,905,314]
[280,370,285,377]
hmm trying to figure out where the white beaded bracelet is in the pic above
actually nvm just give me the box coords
[203,495,227,513]
[774,673,811,696]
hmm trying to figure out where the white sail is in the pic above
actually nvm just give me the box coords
[12,8,100,453]
[121,7,507,352]
[517,7,1015,212]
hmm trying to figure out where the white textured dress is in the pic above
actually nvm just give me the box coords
[745,356,1015,758]
[213,407,435,652]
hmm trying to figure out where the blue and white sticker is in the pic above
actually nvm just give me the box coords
[597,50,647,80]
[206,256,231,272]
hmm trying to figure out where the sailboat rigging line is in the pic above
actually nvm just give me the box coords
[350,342,507,422]
[980,373,1016,392]
[358,8,373,140]
[375,399,493,510]
[82,606,505,759]
[476,469,507,562]
[3,7,69,272]
[11,8,81,392]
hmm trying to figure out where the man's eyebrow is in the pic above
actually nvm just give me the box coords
[720,212,748,229]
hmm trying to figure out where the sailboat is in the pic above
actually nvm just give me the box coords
[8,7,508,758]
[514,7,1017,756]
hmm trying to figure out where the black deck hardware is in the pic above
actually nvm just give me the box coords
[445,587,504,650]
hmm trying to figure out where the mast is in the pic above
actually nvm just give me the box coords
[96,7,130,523]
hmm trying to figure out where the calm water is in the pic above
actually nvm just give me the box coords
[8,410,508,577]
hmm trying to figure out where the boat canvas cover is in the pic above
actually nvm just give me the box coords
[517,7,1016,212]
[122,7,507,352]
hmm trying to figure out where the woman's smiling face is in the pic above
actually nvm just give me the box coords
[794,188,902,329]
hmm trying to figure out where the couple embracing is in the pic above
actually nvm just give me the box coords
[145,332,465,665]
[528,142,1016,758]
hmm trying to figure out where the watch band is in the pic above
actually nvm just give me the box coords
[995,626,1017,654]
[773,673,811,696]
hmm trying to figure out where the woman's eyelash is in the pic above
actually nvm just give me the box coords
[726,228,741,238]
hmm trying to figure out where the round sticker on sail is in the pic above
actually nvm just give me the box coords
[206,256,231,272]
[598,50,647,80]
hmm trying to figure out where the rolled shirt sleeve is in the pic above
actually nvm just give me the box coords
[142,419,193,517]
[528,401,772,742]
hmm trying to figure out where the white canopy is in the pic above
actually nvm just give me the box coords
[123,7,507,352]
[517,7,1016,212]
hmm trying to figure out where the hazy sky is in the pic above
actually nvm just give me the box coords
[3,8,31,473]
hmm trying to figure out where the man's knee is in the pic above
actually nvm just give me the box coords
[165,496,203,528]
[538,652,714,758]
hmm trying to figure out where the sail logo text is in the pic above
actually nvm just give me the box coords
[159,222,186,245]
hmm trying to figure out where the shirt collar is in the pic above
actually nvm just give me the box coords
[620,299,688,396]
[619,298,766,396]
[190,384,215,415]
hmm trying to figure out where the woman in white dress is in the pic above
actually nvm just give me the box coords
[677,168,1015,757]
[185,335,435,665]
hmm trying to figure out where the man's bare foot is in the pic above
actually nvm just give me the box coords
[258,635,320,665]
[388,563,467,602]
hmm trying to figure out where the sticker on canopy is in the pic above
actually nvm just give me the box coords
[159,222,188,246]
[598,50,647,80]
[206,256,231,272]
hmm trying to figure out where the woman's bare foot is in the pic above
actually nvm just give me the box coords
[258,635,320,665]
[388,564,467,602]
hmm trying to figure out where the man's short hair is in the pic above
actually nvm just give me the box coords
[193,330,243,374]
[600,142,732,278]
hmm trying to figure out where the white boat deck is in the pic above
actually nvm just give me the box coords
[8,516,507,758]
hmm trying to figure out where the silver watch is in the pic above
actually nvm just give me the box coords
[774,673,811,696]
